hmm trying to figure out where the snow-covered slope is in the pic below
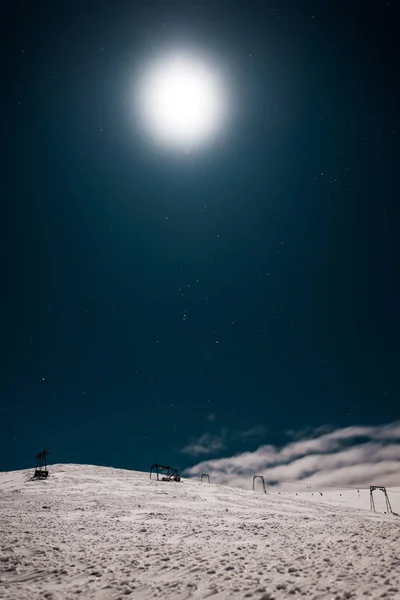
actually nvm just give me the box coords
[1,464,399,600]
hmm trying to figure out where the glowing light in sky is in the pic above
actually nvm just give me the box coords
[136,53,227,149]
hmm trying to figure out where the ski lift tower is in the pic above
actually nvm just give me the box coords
[370,486,393,514]
[33,450,50,479]
[252,475,267,493]
[150,463,181,482]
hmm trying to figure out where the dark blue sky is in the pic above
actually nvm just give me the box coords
[2,1,399,472]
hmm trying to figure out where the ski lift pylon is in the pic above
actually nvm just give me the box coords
[150,463,181,482]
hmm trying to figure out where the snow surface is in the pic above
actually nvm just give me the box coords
[1,464,399,600]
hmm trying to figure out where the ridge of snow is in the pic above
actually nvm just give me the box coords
[1,464,399,600]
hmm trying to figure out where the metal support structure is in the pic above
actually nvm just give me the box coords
[370,486,392,514]
[252,475,267,493]
[200,473,210,483]
[33,450,50,479]
[150,463,181,482]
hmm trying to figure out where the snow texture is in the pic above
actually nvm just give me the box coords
[1,464,399,600]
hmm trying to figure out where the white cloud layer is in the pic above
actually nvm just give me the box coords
[184,421,400,489]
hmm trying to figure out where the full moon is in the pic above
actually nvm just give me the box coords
[137,53,227,149]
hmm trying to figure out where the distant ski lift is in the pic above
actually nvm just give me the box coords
[370,485,393,514]
[33,450,50,479]
[201,473,210,483]
[252,475,267,493]
[150,463,181,482]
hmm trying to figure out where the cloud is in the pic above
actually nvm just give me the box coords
[180,425,267,458]
[180,432,225,457]
[184,421,400,488]
[238,425,267,439]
